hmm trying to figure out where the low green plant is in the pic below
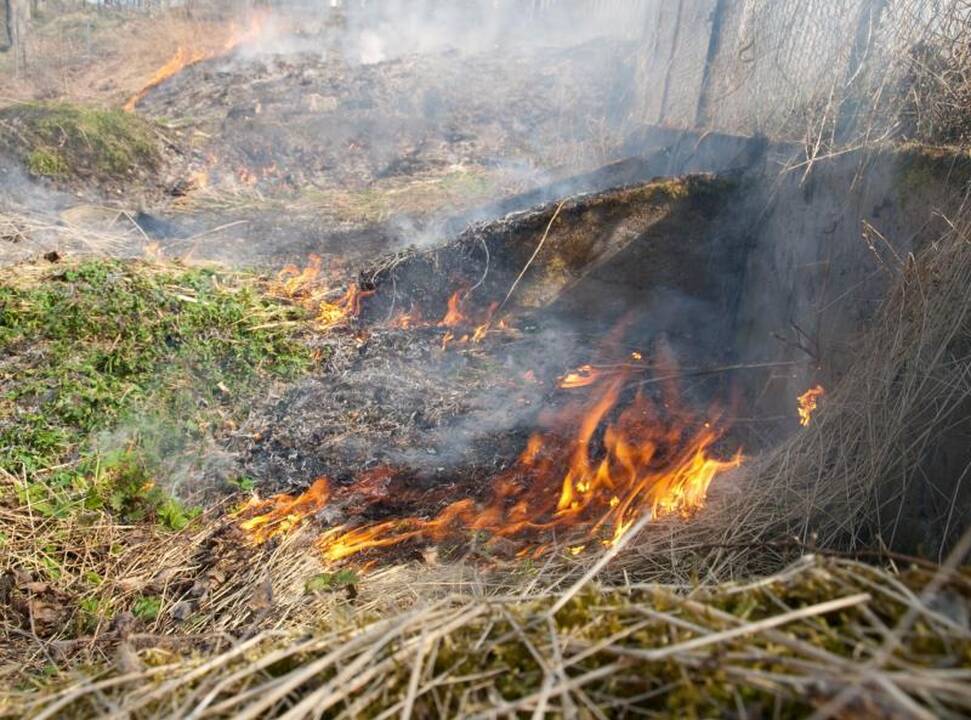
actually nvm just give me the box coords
[26,148,69,177]
[305,569,359,594]
[132,595,162,622]
[0,259,314,530]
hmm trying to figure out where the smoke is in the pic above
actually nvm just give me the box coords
[333,0,650,65]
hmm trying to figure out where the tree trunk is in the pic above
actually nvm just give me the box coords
[0,0,12,52]
[8,0,29,72]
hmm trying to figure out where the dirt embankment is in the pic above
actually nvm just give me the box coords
[0,102,183,201]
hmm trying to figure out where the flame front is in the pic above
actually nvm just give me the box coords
[124,11,270,113]
[438,291,466,327]
[271,255,373,329]
[124,47,209,112]
[797,385,825,427]
[239,366,741,563]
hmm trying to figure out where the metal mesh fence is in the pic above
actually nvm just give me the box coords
[633,0,971,147]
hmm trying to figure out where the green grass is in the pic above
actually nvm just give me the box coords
[0,102,162,180]
[0,259,313,528]
[26,147,69,177]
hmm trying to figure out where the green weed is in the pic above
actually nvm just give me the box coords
[0,259,313,529]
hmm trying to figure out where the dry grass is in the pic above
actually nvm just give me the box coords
[0,207,152,266]
[0,2,248,110]
[737,213,971,559]
[5,526,969,719]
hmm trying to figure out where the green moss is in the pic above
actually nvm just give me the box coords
[0,259,313,525]
[0,102,162,180]
[132,595,162,622]
[896,144,971,206]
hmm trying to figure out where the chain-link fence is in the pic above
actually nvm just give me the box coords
[634,0,971,149]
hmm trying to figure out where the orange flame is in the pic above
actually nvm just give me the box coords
[389,306,423,329]
[124,11,270,113]
[384,291,507,348]
[317,284,375,327]
[238,477,331,543]
[271,255,372,329]
[438,291,465,328]
[124,46,208,112]
[797,385,825,427]
[238,365,741,563]
[558,364,603,389]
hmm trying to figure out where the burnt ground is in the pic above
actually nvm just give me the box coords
[127,36,642,267]
[233,175,748,496]
[1,35,646,269]
[138,38,637,192]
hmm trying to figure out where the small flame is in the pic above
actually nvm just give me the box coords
[237,167,258,186]
[271,255,372,330]
[189,169,209,190]
[558,364,602,389]
[389,306,422,329]
[239,477,331,544]
[438,291,465,328]
[317,284,375,327]
[797,385,825,427]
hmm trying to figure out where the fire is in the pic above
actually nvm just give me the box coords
[238,477,330,543]
[124,46,208,112]
[558,364,602,389]
[797,385,825,427]
[438,291,466,327]
[222,11,269,52]
[237,167,258,186]
[470,302,499,343]
[189,168,209,190]
[385,291,506,349]
[271,255,373,329]
[238,363,741,564]
[317,284,374,327]
[389,306,422,329]
[124,11,271,113]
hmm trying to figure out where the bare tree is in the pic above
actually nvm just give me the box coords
[7,0,29,72]
[0,0,12,52]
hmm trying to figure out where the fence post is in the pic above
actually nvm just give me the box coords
[0,0,11,52]
[9,0,29,73]
[657,0,686,125]
[695,0,731,128]
[837,0,891,141]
